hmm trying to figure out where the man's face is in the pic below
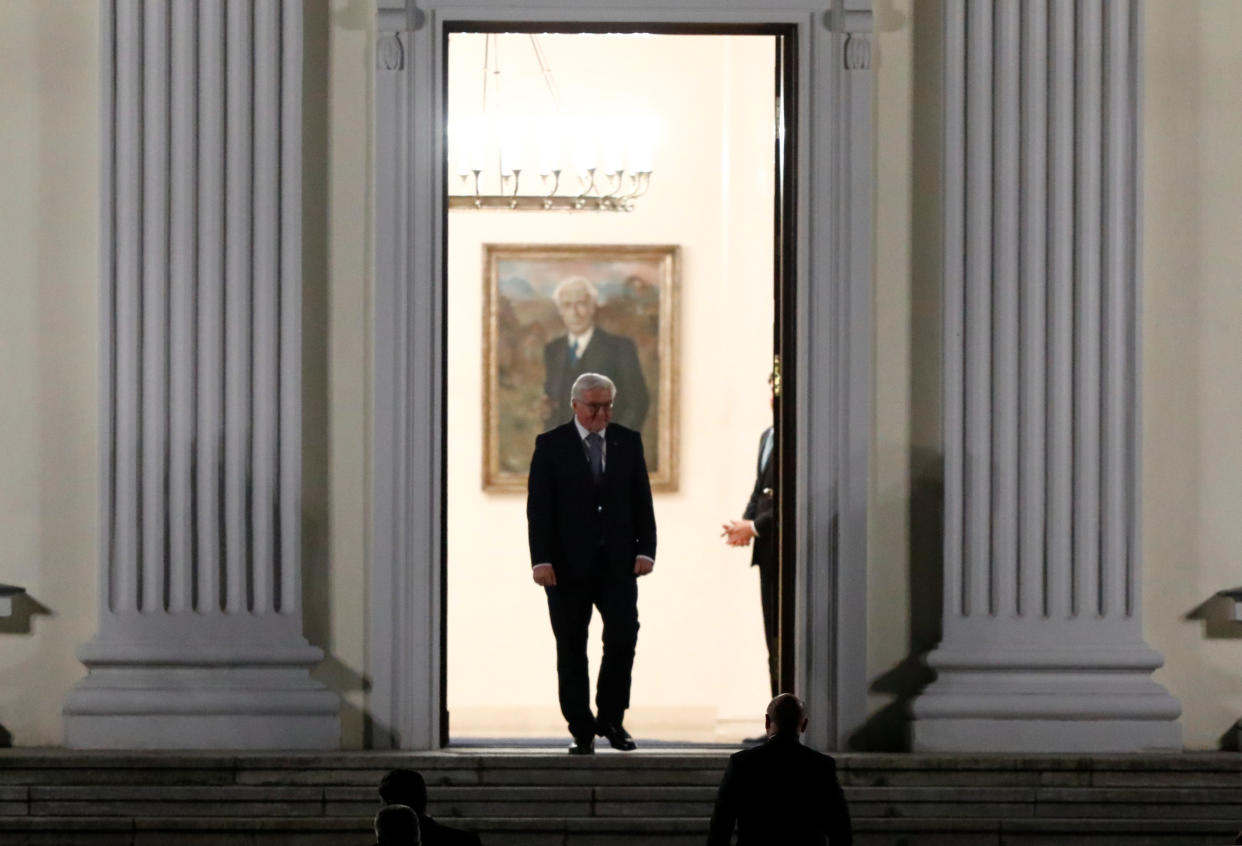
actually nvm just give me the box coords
[556,285,597,335]
[572,386,614,433]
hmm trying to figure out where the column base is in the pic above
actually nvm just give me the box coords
[63,632,342,750]
[64,712,339,750]
[913,718,1181,753]
[910,642,1183,752]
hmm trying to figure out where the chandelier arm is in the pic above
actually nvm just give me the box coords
[616,172,636,202]
[509,169,523,208]
[619,171,651,202]
[600,171,625,207]
[541,171,561,209]
[575,168,598,208]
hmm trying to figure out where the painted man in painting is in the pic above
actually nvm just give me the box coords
[542,277,649,432]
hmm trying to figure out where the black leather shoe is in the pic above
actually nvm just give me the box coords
[568,736,595,755]
[596,721,637,751]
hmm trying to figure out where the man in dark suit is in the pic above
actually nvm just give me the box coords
[722,388,778,697]
[707,694,853,846]
[542,277,649,432]
[527,372,657,754]
[378,769,481,846]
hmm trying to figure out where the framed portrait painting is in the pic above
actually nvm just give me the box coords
[483,243,680,492]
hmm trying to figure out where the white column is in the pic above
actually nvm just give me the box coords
[910,0,1181,752]
[64,0,339,749]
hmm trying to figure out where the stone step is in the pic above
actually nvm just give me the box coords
[2,815,1242,846]
[8,782,1242,820]
[5,752,1242,844]
[12,780,1242,814]
[8,751,1242,784]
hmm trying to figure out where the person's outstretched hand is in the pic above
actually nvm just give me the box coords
[721,519,757,547]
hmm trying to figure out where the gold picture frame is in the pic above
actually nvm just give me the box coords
[483,243,680,492]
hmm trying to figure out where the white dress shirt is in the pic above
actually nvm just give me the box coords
[567,326,595,359]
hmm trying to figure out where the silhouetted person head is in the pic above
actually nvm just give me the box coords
[764,693,808,739]
[379,768,428,814]
[374,803,420,845]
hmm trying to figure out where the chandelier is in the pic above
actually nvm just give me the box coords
[448,34,657,212]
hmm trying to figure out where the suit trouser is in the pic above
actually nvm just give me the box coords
[545,556,640,739]
[759,559,779,698]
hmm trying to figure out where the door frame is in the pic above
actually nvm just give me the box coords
[370,0,874,751]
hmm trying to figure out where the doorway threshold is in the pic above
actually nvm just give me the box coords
[445,737,744,753]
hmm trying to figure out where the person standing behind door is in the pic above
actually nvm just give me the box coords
[541,277,649,432]
[527,372,657,754]
[721,381,778,697]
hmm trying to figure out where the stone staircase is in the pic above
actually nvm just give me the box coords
[1,749,1242,844]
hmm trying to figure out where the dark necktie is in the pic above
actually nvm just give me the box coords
[568,339,579,366]
[586,432,604,484]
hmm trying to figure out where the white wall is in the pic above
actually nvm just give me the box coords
[305,0,373,750]
[1142,0,1242,750]
[866,0,945,747]
[444,33,776,739]
[0,1,99,748]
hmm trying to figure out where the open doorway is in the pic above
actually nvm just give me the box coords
[443,30,786,746]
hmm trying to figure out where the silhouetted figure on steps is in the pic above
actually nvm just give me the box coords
[707,693,853,845]
[379,768,482,846]
[373,804,420,845]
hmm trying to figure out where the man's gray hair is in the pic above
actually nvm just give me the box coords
[553,276,600,304]
[571,372,617,403]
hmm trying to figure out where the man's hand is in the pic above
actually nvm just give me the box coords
[721,519,757,547]
[532,563,557,586]
[634,557,654,577]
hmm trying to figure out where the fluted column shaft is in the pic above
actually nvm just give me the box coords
[911,0,1180,752]
[65,0,338,750]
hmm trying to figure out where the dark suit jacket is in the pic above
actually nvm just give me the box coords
[742,427,776,570]
[419,814,482,846]
[527,421,656,583]
[543,327,650,431]
[707,734,852,846]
